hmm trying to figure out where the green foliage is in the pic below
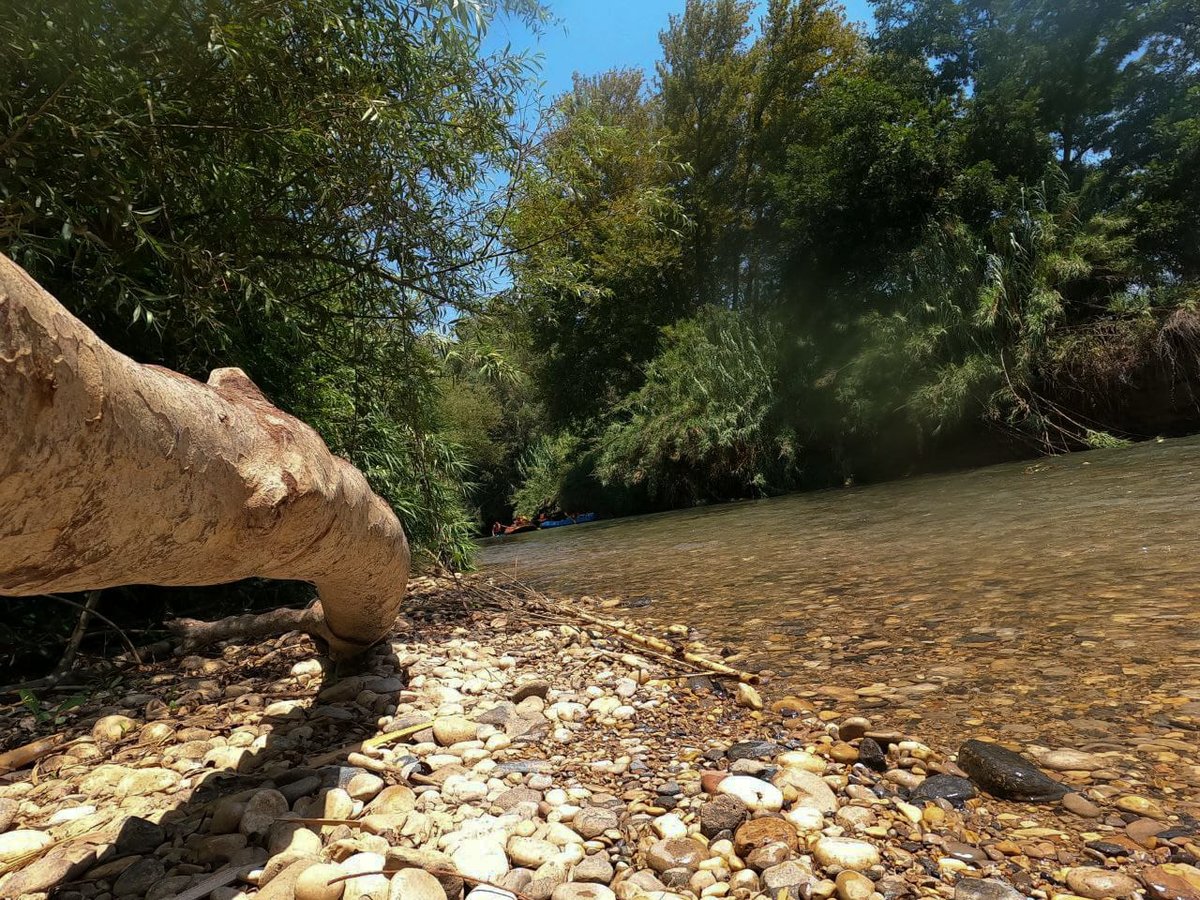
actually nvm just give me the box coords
[504,68,691,426]
[1,0,544,563]
[484,0,1200,514]
[510,432,587,519]
[598,307,797,504]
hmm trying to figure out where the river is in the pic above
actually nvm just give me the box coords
[481,435,1200,787]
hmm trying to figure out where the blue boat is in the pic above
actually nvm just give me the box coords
[539,512,598,529]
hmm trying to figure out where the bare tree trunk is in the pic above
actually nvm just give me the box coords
[0,253,409,658]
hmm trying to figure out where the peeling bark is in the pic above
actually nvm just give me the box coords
[0,253,409,658]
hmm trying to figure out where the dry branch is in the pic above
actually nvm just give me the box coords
[464,576,761,684]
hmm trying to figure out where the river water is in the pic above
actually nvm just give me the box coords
[481,436,1200,790]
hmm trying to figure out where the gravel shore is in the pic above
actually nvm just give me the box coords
[0,575,1197,900]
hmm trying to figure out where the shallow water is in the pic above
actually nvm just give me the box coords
[481,436,1200,786]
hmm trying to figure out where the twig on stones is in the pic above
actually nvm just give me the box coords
[361,719,435,751]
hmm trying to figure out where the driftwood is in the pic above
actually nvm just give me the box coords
[0,253,409,658]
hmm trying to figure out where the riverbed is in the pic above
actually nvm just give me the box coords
[481,435,1200,794]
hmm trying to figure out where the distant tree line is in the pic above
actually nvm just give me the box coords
[451,0,1200,523]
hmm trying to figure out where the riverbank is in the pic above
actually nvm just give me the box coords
[0,575,1196,900]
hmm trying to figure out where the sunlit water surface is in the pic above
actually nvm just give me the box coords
[481,437,1200,788]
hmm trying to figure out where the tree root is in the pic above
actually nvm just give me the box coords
[165,601,407,660]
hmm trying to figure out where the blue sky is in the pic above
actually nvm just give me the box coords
[485,0,876,103]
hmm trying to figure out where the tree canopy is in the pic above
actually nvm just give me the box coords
[472,0,1200,517]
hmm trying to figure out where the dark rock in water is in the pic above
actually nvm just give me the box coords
[957,739,1069,802]
[857,737,887,772]
[910,774,978,807]
[727,740,779,761]
[954,878,1028,900]
[957,633,999,644]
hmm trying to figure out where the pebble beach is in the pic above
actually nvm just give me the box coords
[0,575,1197,900]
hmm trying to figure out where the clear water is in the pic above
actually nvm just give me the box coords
[481,436,1200,788]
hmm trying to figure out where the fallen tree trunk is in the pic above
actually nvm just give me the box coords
[0,253,409,658]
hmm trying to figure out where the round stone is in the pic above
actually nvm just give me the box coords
[368,784,417,815]
[734,817,799,856]
[700,795,748,838]
[838,717,871,742]
[777,750,827,774]
[785,806,826,832]
[347,772,385,801]
[736,683,763,710]
[1142,864,1200,900]
[508,836,559,868]
[762,861,813,893]
[953,880,1026,900]
[295,863,349,900]
[772,769,837,812]
[716,776,783,812]
[572,854,615,884]
[1061,793,1103,818]
[646,838,706,873]
[1114,795,1166,818]
[1039,749,1107,772]
[92,714,139,743]
[836,871,875,900]
[572,807,619,840]
[240,789,289,836]
[813,837,881,872]
[388,868,447,900]
[1066,867,1141,899]
[113,858,166,897]
[746,841,793,870]
[0,829,51,863]
[433,716,478,746]
[341,852,389,900]
[452,838,510,883]
[829,742,859,763]
[467,888,517,900]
